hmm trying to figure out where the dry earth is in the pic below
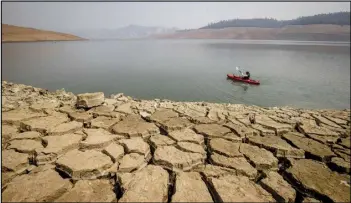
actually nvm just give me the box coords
[152,24,351,41]
[1,81,350,202]
[2,24,83,42]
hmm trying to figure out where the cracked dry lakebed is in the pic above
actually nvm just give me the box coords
[1,81,351,202]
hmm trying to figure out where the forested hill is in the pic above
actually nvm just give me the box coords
[200,12,350,29]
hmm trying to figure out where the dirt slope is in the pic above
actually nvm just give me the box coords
[152,25,350,41]
[2,24,83,42]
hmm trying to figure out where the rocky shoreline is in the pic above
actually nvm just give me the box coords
[1,81,350,202]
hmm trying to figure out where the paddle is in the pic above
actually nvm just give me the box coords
[236,67,243,76]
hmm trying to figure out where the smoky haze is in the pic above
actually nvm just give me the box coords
[2,2,350,32]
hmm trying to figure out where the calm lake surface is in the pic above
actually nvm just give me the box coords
[2,39,350,109]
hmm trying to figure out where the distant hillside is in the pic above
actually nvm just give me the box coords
[153,12,350,41]
[2,24,83,42]
[153,24,350,41]
[71,25,178,40]
[201,12,350,29]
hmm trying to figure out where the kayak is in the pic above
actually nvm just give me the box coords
[227,74,260,85]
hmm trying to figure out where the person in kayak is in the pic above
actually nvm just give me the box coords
[241,71,250,80]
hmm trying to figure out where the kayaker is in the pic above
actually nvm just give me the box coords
[242,71,250,80]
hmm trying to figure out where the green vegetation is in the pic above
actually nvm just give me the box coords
[200,12,350,29]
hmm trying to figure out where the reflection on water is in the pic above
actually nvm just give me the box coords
[226,78,250,92]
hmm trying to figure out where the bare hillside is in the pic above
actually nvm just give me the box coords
[2,24,83,42]
[152,25,350,41]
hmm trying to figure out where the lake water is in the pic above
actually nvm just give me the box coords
[2,39,350,109]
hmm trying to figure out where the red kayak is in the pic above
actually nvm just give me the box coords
[227,74,260,85]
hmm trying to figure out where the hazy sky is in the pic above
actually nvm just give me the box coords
[2,2,350,31]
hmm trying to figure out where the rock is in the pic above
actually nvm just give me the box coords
[208,175,275,202]
[139,111,151,119]
[329,111,350,122]
[307,134,339,144]
[29,100,61,112]
[251,124,276,136]
[2,108,46,125]
[115,102,134,114]
[90,116,121,130]
[10,131,41,140]
[2,125,18,137]
[80,131,120,150]
[2,169,72,202]
[168,128,204,145]
[104,98,118,106]
[2,125,19,149]
[174,106,206,119]
[193,164,236,178]
[286,159,350,203]
[28,164,56,174]
[240,143,279,170]
[329,157,350,173]
[118,153,148,172]
[313,115,341,128]
[270,115,297,127]
[2,150,29,173]
[210,153,257,179]
[209,138,242,157]
[282,132,335,162]
[134,101,158,114]
[150,134,176,149]
[248,135,305,158]
[44,109,69,117]
[207,109,220,121]
[153,145,204,172]
[106,161,119,177]
[89,105,121,118]
[83,128,120,138]
[47,121,82,135]
[323,115,348,126]
[118,165,169,202]
[339,138,351,149]
[2,172,16,189]
[334,144,350,153]
[207,109,228,122]
[102,143,125,163]
[303,197,321,203]
[76,92,104,108]
[172,172,213,202]
[68,111,93,122]
[20,115,69,133]
[177,142,206,156]
[298,122,339,137]
[150,109,179,123]
[8,139,43,154]
[58,105,76,114]
[193,124,231,139]
[334,148,351,162]
[55,179,116,202]
[111,115,159,139]
[224,121,257,138]
[188,116,216,124]
[221,132,243,142]
[159,117,193,132]
[56,149,113,180]
[110,93,124,99]
[259,171,296,202]
[319,123,348,137]
[118,137,151,159]
[255,116,293,136]
[237,117,253,126]
[35,134,82,165]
